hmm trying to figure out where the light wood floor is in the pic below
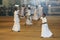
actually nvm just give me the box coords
[0,16,60,40]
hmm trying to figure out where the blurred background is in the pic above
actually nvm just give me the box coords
[0,0,60,16]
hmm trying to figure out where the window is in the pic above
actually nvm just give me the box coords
[0,0,2,5]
